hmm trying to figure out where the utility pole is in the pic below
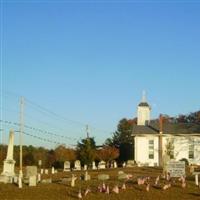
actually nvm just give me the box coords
[86,125,89,139]
[19,96,24,177]
[159,114,163,167]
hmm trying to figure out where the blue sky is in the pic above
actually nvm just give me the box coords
[1,1,200,147]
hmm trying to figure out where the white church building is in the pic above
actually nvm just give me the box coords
[133,93,200,167]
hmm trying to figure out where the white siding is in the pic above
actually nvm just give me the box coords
[135,135,200,166]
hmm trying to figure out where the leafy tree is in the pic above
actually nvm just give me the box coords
[96,146,119,162]
[77,137,96,166]
[105,118,135,148]
[105,118,135,162]
[55,145,76,162]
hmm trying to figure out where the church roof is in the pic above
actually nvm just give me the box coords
[138,102,150,107]
[132,121,200,135]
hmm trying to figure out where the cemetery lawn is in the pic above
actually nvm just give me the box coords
[0,167,200,200]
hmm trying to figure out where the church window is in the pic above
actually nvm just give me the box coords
[149,139,154,159]
[189,140,194,159]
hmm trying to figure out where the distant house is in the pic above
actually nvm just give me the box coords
[133,93,200,166]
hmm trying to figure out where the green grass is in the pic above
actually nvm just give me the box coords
[0,167,200,200]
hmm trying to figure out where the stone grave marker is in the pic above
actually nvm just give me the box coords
[41,178,52,184]
[25,166,37,177]
[0,130,16,183]
[98,174,110,181]
[84,171,91,181]
[84,164,87,171]
[98,161,106,169]
[41,169,44,174]
[71,174,77,187]
[74,160,81,171]
[166,161,185,177]
[122,162,126,168]
[29,175,37,187]
[51,167,55,174]
[92,161,97,170]
[18,177,22,188]
[63,161,70,172]
[126,160,135,168]
[113,161,117,168]
[44,169,48,175]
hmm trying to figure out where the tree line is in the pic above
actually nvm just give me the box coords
[0,110,199,168]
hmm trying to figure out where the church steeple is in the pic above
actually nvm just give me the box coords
[137,91,151,125]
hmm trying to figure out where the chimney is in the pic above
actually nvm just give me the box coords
[159,114,163,134]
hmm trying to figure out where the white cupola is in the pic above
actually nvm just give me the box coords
[137,91,151,126]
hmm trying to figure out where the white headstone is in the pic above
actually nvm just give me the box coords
[18,176,22,188]
[51,167,55,174]
[25,166,38,178]
[98,161,106,169]
[84,171,90,181]
[41,169,44,174]
[38,160,42,167]
[64,161,70,172]
[84,164,87,171]
[122,162,126,168]
[74,160,81,171]
[113,161,117,168]
[92,161,97,170]
[29,175,37,186]
[126,160,135,168]
[71,174,77,187]
[45,169,48,175]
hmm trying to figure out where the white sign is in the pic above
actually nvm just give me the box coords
[166,161,185,177]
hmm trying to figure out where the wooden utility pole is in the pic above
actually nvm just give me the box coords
[86,125,89,139]
[19,96,24,177]
[159,114,163,167]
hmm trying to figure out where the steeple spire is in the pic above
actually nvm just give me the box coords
[142,90,146,102]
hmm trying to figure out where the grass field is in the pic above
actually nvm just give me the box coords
[0,167,200,200]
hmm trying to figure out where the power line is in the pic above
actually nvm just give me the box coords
[0,119,79,142]
[1,90,114,136]
[14,130,76,147]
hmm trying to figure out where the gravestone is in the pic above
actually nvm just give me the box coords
[126,160,135,168]
[51,167,55,174]
[166,161,185,177]
[44,169,48,174]
[38,160,42,167]
[18,177,22,188]
[23,166,37,184]
[98,174,110,181]
[92,161,97,170]
[63,161,70,172]
[74,160,81,171]
[122,162,126,168]
[84,171,91,181]
[29,175,37,186]
[118,173,128,180]
[113,161,117,168]
[41,178,52,184]
[71,174,77,187]
[84,164,87,171]
[0,130,16,183]
[98,161,106,169]
[25,166,38,178]
[41,169,44,174]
